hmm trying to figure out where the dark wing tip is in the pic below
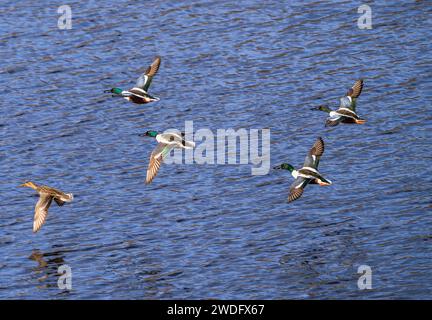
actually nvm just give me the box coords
[347,79,363,98]
[288,187,304,203]
[145,56,161,77]
[146,155,162,184]
[309,137,325,157]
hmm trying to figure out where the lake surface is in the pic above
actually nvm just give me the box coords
[0,0,431,299]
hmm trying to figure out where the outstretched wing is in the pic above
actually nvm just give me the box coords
[146,143,174,184]
[346,79,363,99]
[341,79,363,111]
[288,177,311,203]
[135,56,161,91]
[33,193,53,233]
[339,96,355,111]
[303,137,325,168]
[325,116,342,127]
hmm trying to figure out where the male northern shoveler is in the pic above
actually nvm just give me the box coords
[106,56,161,104]
[312,79,366,127]
[20,181,73,233]
[273,137,332,203]
[141,130,195,184]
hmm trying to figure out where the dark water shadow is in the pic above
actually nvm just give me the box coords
[28,247,71,295]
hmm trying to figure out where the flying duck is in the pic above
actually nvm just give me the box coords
[20,181,73,233]
[312,79,366,127]
[273,137,332,202]
[106,56,161,104]
[141,131,195,184]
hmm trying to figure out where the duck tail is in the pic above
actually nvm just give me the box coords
[317,177,332,186]
[146,93,160,102]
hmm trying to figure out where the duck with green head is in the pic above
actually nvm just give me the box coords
[274,137,332,202]
[106,56,161,104]
[141,130,195,184]
[311,79,366,127]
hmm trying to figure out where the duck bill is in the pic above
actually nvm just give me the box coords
[273,165,282,170]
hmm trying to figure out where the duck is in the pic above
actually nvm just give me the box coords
[106,56,161,104]
[20,181,73,233]
[141,130,195,184]
[273,137,332,202]
[311,79,366,127]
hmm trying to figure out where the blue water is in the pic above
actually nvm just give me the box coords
[0,0,431,299]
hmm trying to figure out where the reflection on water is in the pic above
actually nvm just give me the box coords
[29,248,67,291]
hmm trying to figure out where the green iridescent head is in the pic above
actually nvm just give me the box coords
[311,105,331,113]
[144,130,158,138]
[109,87,123,95]
[273,163,294,172]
